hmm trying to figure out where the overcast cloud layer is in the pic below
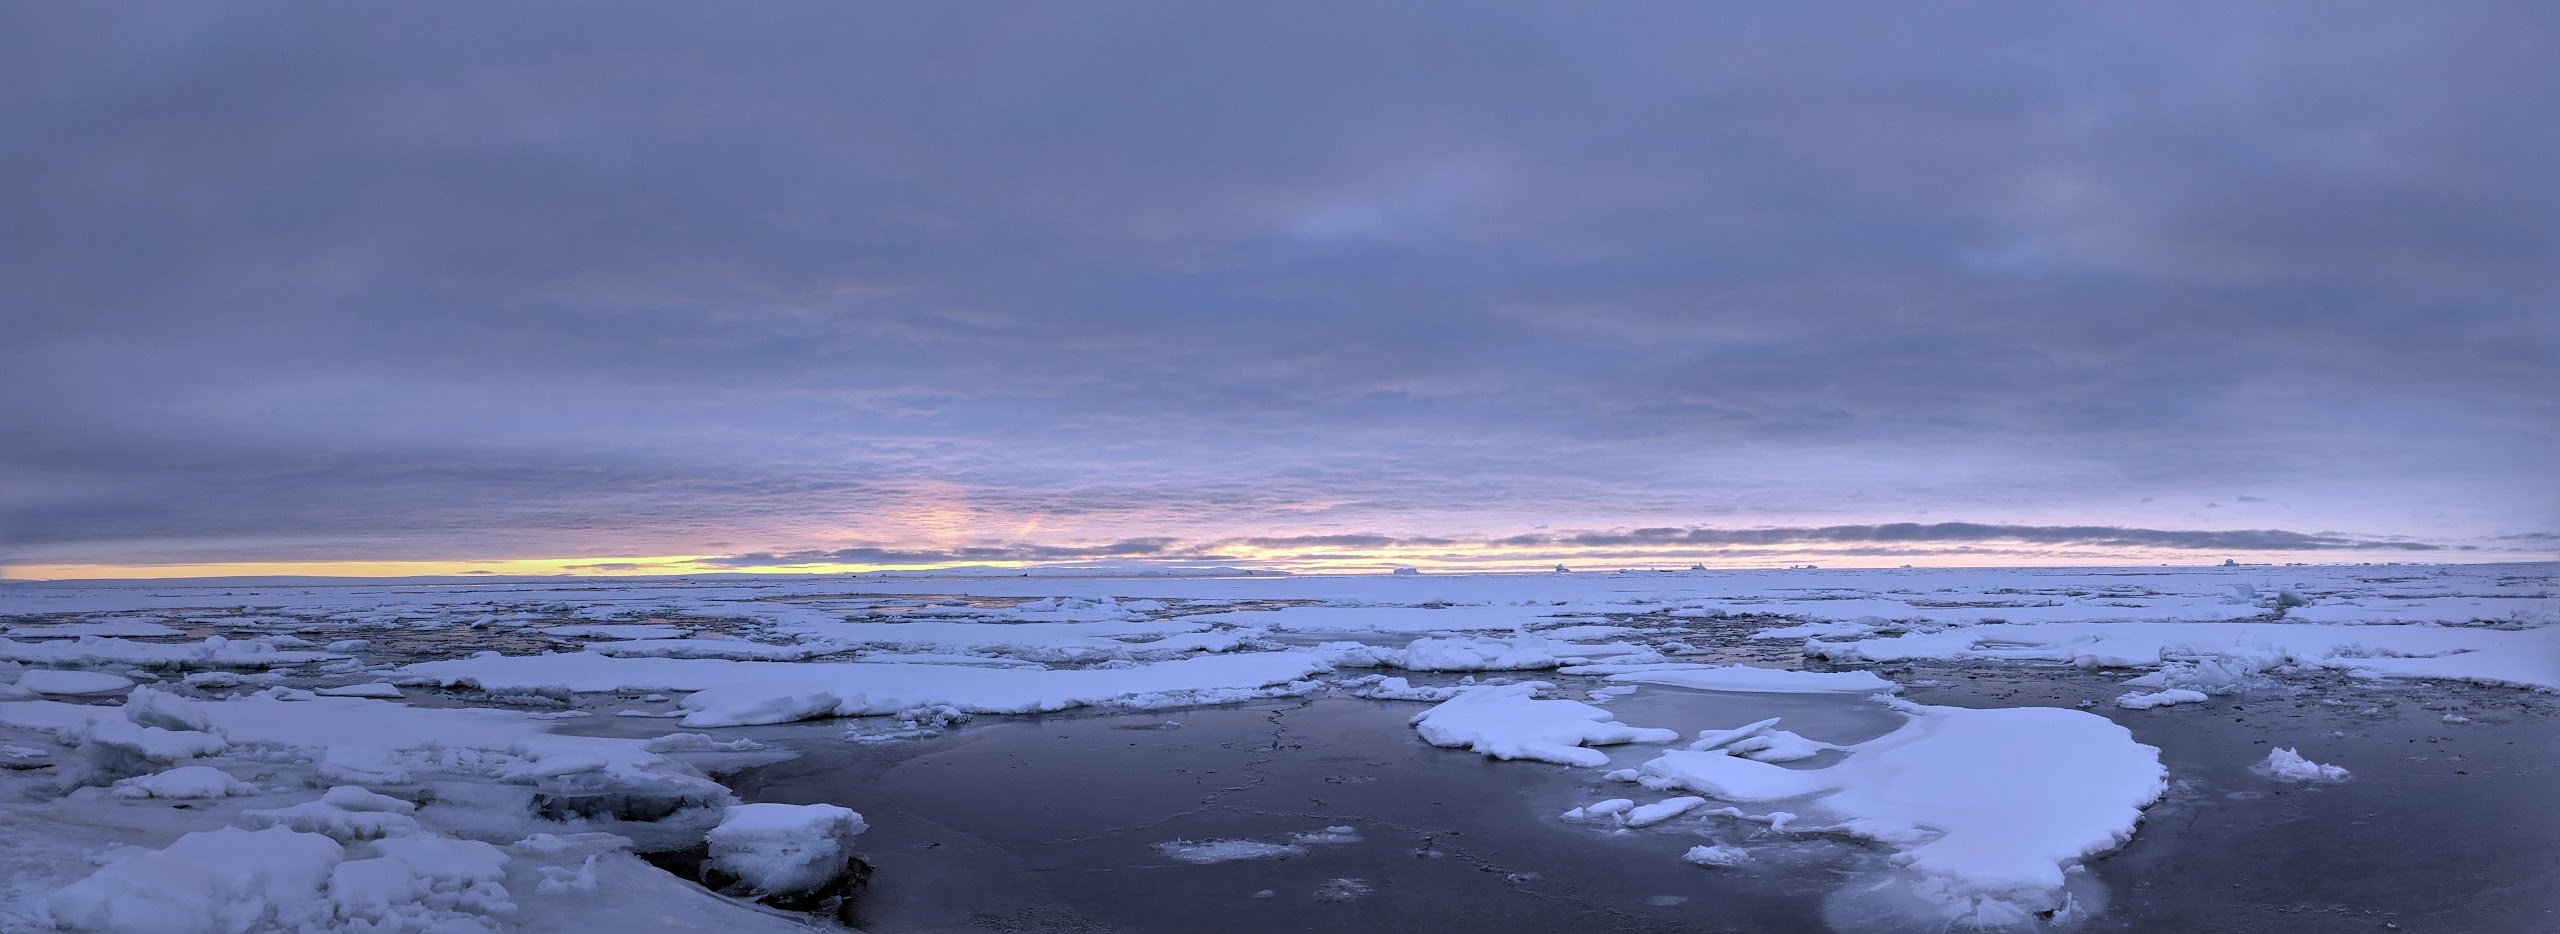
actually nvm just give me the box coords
[4,3,2555,572]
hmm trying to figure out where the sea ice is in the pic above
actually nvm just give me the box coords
[2115,688,2208,710]
[1621,796,1709,827]
[1408,683,1679,767]
[1805,620,2560,691]
[2260,747,2350,783]
[704,802,867,897]
[1682,844,1754,868]
[400,650,1333,727]
[108,765,258,799]
[14,670,136,696]
[1639,700,2165,922]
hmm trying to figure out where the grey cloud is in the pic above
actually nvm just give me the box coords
[702,539,1197,568]
[696,522,2449,569]
[1233,535,1460,549]
[1529,523,2441,552]
[2,3,2554,568]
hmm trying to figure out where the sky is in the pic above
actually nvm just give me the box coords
[4,2,2556,578]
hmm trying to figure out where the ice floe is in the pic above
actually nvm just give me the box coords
[1408,682,1679,767]
[705,802,866,897]
[1805,619,2560,691]
[1637,699,2166,924]
[400,650,1333,726]
[2259,747,2350,783]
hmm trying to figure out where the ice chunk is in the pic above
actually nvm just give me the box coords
[1681,844,1754,868]
[2115,688,2208,710]
[1153,839,1306,863]
[1640,701,2165,920]
[42,825,344,934]
[17,670,137,695]
[242,787,425,841]
[1344,675,1463,702]
[109,765,257,799]
[1715,727,1836,763]
[2260,747,2350,782]
[1289,825,1362,844]
[327,835,515,929]
[1409,683,1679,767]
[705,802,868,897]
[1621,796,1708,827]
[640,732,767,753]
[1312,878,1372,902]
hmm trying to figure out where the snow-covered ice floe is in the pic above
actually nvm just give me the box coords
[0,636,339,670]
[1804,620,2560,691]
[1637,699,2166,925]
[705,802,867,897]
[398,651,1334,726]
[2258,747,2350,783]
[1408,682,1679,767]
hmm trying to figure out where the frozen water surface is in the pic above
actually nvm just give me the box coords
[0,563,2552,932]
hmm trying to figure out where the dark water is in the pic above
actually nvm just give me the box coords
[724,669,2560,934]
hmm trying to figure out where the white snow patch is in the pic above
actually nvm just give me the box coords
[1408,682,1678,767]
[399,651,1332,727]
[1638,700,2165,922]
[2115,688,2208,710]
[705,802,867,897]
[108,765,257,800]
[1682,844,1754,868]
[2259,747,2350,783]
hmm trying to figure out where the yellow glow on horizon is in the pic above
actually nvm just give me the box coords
[3,538,2459,582]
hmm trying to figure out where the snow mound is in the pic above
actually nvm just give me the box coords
[705,802,867,897]
[42,820,515,934]
[1622,796,1708,827]
[242,786,425,842]
[109,765,257,800]
[2115,688,2207,710]
[1639,701,2165,923]
[1685,717,1837,762]
[2260,747,2350,783]
[1409,682,1678,767]
[1153,839,1306,863]
[1682,844,1754,868]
